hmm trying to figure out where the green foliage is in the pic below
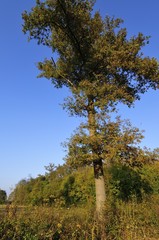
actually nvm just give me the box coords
[141,161,159,194]
[22,0,159,106]
[65,116,145,167]
[22,0,159,168]
[10,155,159,208]
[11,165,95,207]
[109,164,153,202]
[0,189,7,204]
[60,168,95,206]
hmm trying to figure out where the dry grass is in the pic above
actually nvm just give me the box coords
[0,199,159,239]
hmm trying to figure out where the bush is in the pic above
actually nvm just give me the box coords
[0,190,7,204]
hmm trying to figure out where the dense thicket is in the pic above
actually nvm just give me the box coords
[10,165,95,206]
[10,156,159,207]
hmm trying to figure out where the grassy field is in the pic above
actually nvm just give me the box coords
[0,200,159,239]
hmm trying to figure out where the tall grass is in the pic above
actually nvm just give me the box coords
[0,197,159,239]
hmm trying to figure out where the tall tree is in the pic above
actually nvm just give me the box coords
[22,0,159,215]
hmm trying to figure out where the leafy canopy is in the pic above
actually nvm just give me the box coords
[22,0,159,118]
[64,116,145,167]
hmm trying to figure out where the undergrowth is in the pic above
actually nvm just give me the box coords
[0,197,159,240]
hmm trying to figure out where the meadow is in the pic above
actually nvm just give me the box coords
[0,196,159,240]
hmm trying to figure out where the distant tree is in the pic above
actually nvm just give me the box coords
[44,163,56,174]
[22,0,159,217]
[0,189,7,204]
[11,179,29,205]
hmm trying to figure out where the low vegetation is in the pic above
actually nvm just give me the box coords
[4,117,159,239]
[0,195,159,239]
[1,157,157,239]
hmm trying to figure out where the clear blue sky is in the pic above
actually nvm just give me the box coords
[0,0,159,195]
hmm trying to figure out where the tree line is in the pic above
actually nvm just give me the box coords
[10,118,159,207]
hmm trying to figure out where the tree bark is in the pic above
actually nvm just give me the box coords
[88,97,106,215]
[93,159,106,214]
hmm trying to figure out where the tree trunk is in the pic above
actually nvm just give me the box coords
[94,160,107,239]
[88,97,106,215]
[88,99,106,239]
[93,159,106,214]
